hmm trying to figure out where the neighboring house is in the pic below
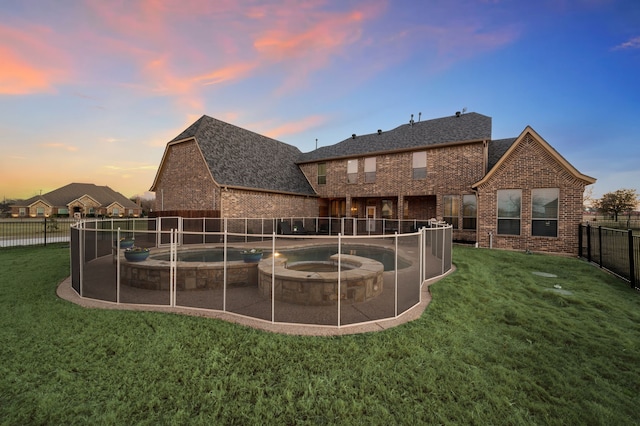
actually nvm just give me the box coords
[150,112,595,254]
[11,183,142,218]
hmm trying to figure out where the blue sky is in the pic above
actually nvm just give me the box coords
[1,0,638,201]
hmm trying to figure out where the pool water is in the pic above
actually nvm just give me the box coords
[153,245,409,271]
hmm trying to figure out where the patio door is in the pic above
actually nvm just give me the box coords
[367,206,376,232]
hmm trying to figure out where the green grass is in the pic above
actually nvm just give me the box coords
[1,245,639,425]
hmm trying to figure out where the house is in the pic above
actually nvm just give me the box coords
[150,112,595,254]
[11,183,142,218]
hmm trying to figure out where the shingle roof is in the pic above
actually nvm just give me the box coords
[172,115,316,196]
[487,138,517,171]
[17,183,139,208]
[297,112,492,163]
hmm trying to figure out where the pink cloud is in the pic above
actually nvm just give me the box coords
[252,2,386,93]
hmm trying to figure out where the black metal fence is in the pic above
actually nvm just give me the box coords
[0,218,75,247]
[579,223,639,289]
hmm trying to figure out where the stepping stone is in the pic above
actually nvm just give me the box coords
[532,271,557,278]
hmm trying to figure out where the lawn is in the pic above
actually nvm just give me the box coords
[1,244,638,425]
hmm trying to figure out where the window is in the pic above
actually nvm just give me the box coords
[532,188,559,237]
[36,207,45,217]
[347,159,358,184]
[365,157,376,183]
[497,189,521,235]
[462,194,477,230]
[412,151,427,179]
[58,208,69,215]
[317,163,326,185]
[443,195,459,229]
[112,208,120,216]
[19,208,26,217]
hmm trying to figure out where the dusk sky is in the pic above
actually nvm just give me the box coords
[1,0,638,201]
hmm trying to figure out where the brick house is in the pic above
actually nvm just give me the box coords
[11,183,142,218]
[150,112,595,254]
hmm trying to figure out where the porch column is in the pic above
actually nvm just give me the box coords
[346,196,352,218]
[397,194,404,219]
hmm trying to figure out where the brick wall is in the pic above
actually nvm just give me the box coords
[300,142,485,199]
[222,189,318,218]
[155,140,318,218]
[475,132,588,254]
[153,140,220,211]
[299,142,485,243]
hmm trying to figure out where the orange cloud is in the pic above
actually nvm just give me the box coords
[41,143,78,152]
[0,48,53,95]
[261,115,327,140]
[0,25,69,95]
[141,56,258,111]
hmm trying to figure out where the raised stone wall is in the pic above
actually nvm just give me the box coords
[257,254,384,306]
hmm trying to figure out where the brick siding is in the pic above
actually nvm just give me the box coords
[153,140,220,211]
[475,132,587,255]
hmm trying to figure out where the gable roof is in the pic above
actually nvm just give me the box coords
[297,112,492,163]
[473,126,596,188]
[487,137,517,171]
[15,183,139,209]
[157,115,316,196]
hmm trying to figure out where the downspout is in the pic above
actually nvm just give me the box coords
[482,139,489,174]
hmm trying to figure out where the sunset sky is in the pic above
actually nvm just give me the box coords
[1,0,638,201]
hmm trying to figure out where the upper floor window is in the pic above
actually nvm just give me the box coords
[412,151,427,179]
[365,157,376,183]
[462,194,477,230]
[317,163,326,185]
[347,159,358,184]
[497,189,521,235]
[532,188,559,237]
[443,195,459,229]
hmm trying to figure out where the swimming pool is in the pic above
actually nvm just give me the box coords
[152,244,409,271]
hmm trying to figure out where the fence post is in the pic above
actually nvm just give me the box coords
[43,217,47,247]
[578,224,583,258]
[628,229,636,289]
[598,226,603,267]
[586,223,591,263]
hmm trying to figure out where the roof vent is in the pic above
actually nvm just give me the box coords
[352,134,356,139]
[418,112,422,122]
[455,111,461,117]
[410,113,414,126]
[377,129,382,135]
